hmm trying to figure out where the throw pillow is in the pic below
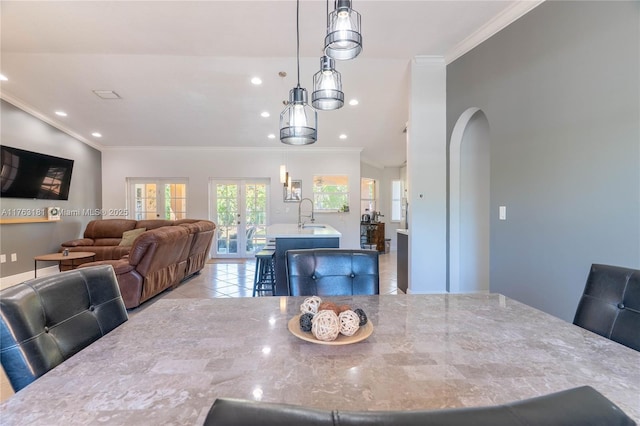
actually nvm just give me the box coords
[119,228,146,246]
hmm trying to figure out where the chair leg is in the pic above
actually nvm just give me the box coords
[252,258,261,297]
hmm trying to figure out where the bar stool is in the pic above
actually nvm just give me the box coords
[253,249,276,296]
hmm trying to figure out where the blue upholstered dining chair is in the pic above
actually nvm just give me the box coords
[285,248,379,296]
[573,263,640,352]
[0,265,128,391]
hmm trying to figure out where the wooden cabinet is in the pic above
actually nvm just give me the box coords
[360,222,385,252]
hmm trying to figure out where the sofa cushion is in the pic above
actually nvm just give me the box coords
[119,228,146,246]
[61,238,94,247]
[84,219,137,239]
[135,220,175,230]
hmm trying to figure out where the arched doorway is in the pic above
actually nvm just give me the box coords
[449,108,490,293]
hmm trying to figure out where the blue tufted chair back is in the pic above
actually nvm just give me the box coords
[286,249,379,296]
[573,263,640,352]
[0,265,128,391]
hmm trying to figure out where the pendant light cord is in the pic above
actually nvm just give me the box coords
[326,0,329,28]
[296,0,300,88]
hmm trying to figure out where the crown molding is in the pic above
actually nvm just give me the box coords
[445,0,545,64]
[1,92,104,151]
[413,55,446,65]
[102,145,364,153]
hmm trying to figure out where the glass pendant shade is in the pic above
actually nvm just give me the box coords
[325,0,362,61]
[280,87,318,145]
[312,56,344,110]
[279,165,287,184]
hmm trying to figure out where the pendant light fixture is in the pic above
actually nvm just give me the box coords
[325,0,362,61]
[312,0,344,110]
[279,164,287,184]
[280,0,318,146]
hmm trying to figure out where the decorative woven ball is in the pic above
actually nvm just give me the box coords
[299,313,314,332]
[311,310,340,341]
[353,308,368,326]
[318,301,340,315]
[338,310,361,336]
[300,296,323,315]
[338,304,352,313]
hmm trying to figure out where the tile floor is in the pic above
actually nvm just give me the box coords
[137,250,399,309]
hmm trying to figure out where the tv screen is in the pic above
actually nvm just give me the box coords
[1,146,74,200]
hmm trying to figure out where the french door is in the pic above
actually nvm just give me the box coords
[210,179,269,258]
[127,178,187,220]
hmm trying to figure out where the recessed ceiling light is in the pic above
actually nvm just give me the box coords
[0,74,7,81]
[251,77,262,85]
[261,111,270,118]
[91,132,102,138]
[339,134,348,140]
[349,99,359,106]
[267,134,276,139]
[55,111,68,117]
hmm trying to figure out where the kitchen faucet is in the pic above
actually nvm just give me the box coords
[298,198,315,228]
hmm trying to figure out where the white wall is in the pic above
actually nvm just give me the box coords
[407,56,447,293]
[101,147,362,249]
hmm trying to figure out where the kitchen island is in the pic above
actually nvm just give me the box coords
[266,223,341,295]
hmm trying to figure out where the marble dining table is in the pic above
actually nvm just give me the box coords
[1,294,639,425]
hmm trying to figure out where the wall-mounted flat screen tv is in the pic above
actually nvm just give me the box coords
[1,145,74,200]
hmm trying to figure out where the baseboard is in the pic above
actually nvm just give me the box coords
[0,266,58,290]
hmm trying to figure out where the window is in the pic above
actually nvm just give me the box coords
[360,178,376,215]
[313,175,349,212]
[127,178,187,220]
[391,180,403,222]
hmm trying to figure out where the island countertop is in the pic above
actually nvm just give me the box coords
[266,223,342,239]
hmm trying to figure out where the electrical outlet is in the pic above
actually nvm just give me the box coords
[11,253,17,262]
[0,254,6,263]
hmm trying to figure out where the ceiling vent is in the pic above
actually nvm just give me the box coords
[92,90,121,100]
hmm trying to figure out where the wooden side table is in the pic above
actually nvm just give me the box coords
[34,252,96,278]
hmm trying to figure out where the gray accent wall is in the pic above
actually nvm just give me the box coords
[0,100,102,278]
[447,1,640,321]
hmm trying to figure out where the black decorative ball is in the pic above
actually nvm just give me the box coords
[353,308,368,326]
[299,313,314,332]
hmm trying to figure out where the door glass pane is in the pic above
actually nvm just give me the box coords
[216,184,239,255]
[245,183,267,254]
[163,183,187,219]
[134,183,157,220]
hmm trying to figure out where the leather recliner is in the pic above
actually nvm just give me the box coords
[0,265,128,392]
[573,263,640,352]
[203,386,635,426]
[81,225,193,309]
[286,249,379,296]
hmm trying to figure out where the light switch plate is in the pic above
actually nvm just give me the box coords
[0,254,6,263]
[499,206,506,220]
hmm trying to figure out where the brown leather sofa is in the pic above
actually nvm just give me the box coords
[60,219,181,269]
[71,219,215,308]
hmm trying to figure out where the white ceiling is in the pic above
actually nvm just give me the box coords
[0,1,541,168]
